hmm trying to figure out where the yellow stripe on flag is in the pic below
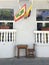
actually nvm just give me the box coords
[24,4,32,18]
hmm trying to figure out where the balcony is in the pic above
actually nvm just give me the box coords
[34,31,49,57]
[34,31,49,44]
[0,29,16,58]
[0,29,16,42]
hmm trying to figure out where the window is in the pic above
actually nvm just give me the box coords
[0,22,13,29]
[0,9,14,20]
[36,9,49,21]
[37,23,43,30]
[37,23,49,30]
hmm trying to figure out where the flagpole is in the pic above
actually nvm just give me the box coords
[29,0,33,4]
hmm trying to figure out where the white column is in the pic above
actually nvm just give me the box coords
[44,33,46,43]
[1,32,2,42]
[48,33,49,43]
[4,32,6,42]
[6,32,8,42]
[39,33,40,43]
[42,33,44,43]
[13,32,15,42]
[12,32,13,42]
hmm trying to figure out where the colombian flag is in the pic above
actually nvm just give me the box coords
[14,4,26,22]
[24,4,32,18]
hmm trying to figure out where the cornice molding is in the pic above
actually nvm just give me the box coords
[0,0,17,1]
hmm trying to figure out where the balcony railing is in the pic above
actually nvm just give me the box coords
[0,29,16,42]
[34,31,49,44]
[34,31,49,57]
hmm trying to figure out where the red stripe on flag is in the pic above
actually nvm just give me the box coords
[14,4,26,22]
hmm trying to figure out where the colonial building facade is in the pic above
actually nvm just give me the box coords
[0,0,49,58]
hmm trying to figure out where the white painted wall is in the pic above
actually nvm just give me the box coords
[33,0,49,57]
[0,0,36,56]
[13,0,36,56]
[0,0,49,57]
[0,42,15,58]
[36,44,49,57]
